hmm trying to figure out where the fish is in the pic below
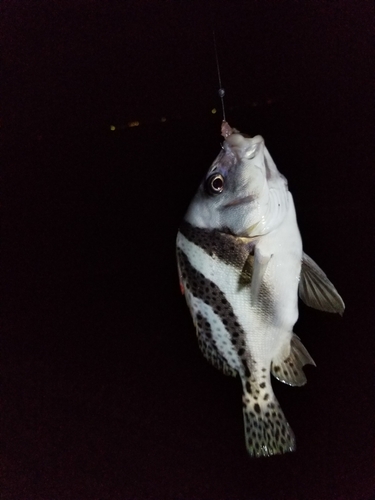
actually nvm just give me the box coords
[176,121,345,457]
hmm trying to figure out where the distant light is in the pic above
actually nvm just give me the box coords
[128,121,140,128]
[211,108,217,114]
[110,125,116,131]
[161,117,167,123]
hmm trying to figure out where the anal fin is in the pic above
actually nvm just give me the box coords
[271,334,316,386]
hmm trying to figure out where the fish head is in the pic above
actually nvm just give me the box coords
[184,125,289,237]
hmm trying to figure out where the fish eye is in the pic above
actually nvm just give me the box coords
[206,174,224,195]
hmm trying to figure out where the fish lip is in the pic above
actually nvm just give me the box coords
[223,195,256,208]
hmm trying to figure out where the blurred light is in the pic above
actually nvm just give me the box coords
[128,121,140,128]
[211,108,217,114]
[110,125,116,131]
[161,117,167,123]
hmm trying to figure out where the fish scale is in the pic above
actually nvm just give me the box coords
[176,121,345,457]
[177,228,296,455]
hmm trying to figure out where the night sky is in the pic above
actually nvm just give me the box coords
[1,1,374,499]
[2,1,372,131]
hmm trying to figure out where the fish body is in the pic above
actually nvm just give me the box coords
[176,122,344,457]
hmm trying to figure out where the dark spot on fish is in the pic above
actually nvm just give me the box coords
[245,381,251,394]
[241,360,251,377]
[263,393,269,401]
[177,246,252,372]
[274,366,280,373]
[254,403,261,414]
[238,348,245,356]
[259,382,266,389]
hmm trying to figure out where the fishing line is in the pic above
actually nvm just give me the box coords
[211,11,226,121]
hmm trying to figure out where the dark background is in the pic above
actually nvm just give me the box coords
[1,1,374,499]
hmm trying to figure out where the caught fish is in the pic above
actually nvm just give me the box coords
[176,121,344,457]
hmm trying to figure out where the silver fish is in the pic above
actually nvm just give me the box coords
[176,121,344,457]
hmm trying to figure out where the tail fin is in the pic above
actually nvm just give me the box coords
[242,385,295,457]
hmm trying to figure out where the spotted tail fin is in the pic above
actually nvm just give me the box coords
[242,379,295,457]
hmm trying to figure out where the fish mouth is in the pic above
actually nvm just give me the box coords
[223,195,256,208]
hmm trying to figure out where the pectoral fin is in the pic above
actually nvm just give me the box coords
[250,247,272,304]
[299,253,345,315]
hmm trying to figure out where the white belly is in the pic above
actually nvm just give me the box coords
[176,192,302,369]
